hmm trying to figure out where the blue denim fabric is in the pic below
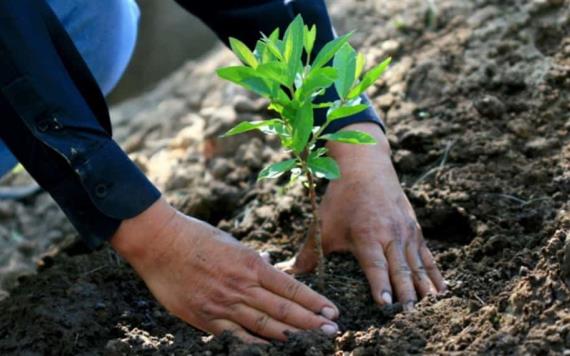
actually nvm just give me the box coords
[0,0,140,178]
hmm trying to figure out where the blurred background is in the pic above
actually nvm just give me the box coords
[108,0,218,104]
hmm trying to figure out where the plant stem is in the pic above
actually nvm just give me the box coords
[305,168,325,289]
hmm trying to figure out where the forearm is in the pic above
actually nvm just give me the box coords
[0,0,161,248]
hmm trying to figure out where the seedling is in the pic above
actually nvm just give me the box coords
[217,15,391,285]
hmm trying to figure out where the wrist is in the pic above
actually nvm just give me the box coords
[110,197,177,263]
[326,123,392,169]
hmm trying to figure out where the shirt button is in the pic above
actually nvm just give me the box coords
[95,184,108,198]
[52,117,63,131]
[37,119,50,132]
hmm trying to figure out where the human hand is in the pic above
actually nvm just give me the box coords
[276,123,446,309]
[111,198,339,343]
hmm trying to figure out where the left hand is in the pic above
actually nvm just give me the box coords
[276,123,446,309]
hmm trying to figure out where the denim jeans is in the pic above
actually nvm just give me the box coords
[0,0,140,178]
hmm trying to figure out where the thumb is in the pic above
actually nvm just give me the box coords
[275,223,320,274]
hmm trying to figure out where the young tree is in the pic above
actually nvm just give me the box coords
[218,15,391,285]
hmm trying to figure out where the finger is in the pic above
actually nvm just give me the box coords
[228,304,337,341]
[275,224,319,275]
[353,242,393,305]
[247,287,336,331]
[419,241,447,293]
[209,319,268,344]
[385,238,417,310]
[404,241,437,298]
[258,264,339,320]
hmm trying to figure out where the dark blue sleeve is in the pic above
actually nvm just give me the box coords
[175,0,385,135]
[0,0,160,248]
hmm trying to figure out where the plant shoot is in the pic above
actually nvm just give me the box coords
[217,15,391,285]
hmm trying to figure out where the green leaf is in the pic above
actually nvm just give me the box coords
[304,24,317,57]
[258,159,298,180]
[262,28,284,61]
[308,147,328,160]
[284,16,304,62]
[308,157,340,180]
[347,57,391,99]
[291,101,314,154]
[256,62,290,86]
[355,52,366,80]
[311,32,353,70]
[319,130,377,145]
[297,67,338,100]
[255,41,276,64]
[333,43,357,99]
[327,104,369,121]
[221,119,283,137]
[254,41,266,62]
[229,38,258,68]
[216,66,272,97]
[283,15,305,83]
[260,120,290,136]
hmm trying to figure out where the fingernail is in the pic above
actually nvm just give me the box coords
[404,301,415,312]
[321,306,337,320]
[381,291,393,305]
[320,323,338,336]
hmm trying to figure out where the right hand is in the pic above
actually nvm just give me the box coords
[111,198,339,343]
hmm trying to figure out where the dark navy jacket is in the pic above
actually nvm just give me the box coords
[0,0,384,248]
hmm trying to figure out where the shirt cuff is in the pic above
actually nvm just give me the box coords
[74,138,161,221]
[314,86,386,143]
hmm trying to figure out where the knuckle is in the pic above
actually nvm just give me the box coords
[209,286,241,309]
[423,259,438,272]
[254,313,270,334]
[394,263,412,277]
[362,258,388,271]
[243,252,263,273]
[351,224,378,242]
[285,281,302,300]
[385,237,404,255]
[200,302,224,319]
[222,274,248,294]
[415,222,424,236]
[276,302,292,321]
[411,266,428,280]
[404,219,419,239]
[378,217,399,232]
[209,287,227,305]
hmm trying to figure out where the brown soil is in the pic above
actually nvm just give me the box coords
[1,0,569,354]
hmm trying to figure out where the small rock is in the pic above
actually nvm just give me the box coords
[507,118,531,138]
[351,346,368,356]
[381,40,401,57]
[524,137,556,156]
[393,149,419,173]
[375,94,395,110]
[255,206,274,220]
[276,195,295,214]
[105,339,131,355]
[397,125,435,150]
[169,116,206,149]
[209,158,233,179]
[233,95,266,113]
[474,95,506,119]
